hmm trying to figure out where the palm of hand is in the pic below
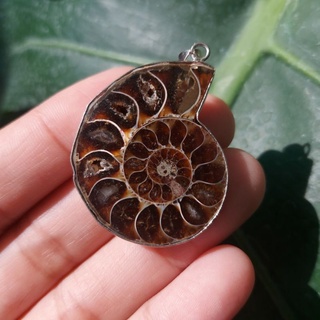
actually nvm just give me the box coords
[0,67,265,319]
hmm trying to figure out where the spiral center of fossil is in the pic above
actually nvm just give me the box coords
[156,160,177,179]
[121,147,190,203]
[147,148,189,185]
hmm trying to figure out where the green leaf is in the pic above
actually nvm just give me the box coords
[1,0,320,318]
[0,0,253,113]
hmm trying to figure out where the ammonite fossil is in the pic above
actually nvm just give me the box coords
[71,43,228,246]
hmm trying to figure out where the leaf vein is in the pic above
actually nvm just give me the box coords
[11,38,150,66]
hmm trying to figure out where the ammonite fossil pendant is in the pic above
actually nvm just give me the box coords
[71,43,228,246]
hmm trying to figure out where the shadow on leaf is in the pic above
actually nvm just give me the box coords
[235,143,320,320]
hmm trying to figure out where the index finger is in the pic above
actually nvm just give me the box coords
[0,67,234,233]
[0,67,131,233]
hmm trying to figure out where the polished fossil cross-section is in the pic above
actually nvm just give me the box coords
[71,45,227,246]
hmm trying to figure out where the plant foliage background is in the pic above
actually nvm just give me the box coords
[1,0,320,318]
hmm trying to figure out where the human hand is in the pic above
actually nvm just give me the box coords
[0,67,265,319]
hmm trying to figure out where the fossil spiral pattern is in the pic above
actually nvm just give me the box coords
[72,61,227,246]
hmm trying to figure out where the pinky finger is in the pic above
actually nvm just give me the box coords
[130,245,254,320]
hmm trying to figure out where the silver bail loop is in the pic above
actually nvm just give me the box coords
[179,42,210,62]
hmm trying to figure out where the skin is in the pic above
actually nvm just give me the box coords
[0,67,265,320]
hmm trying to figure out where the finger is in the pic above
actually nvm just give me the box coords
[0,181,113,320]
[130,245,254,320]
[0,70,233,234]
[199,94,235,147]
[0,67,131,233]
[20,150,264,319]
